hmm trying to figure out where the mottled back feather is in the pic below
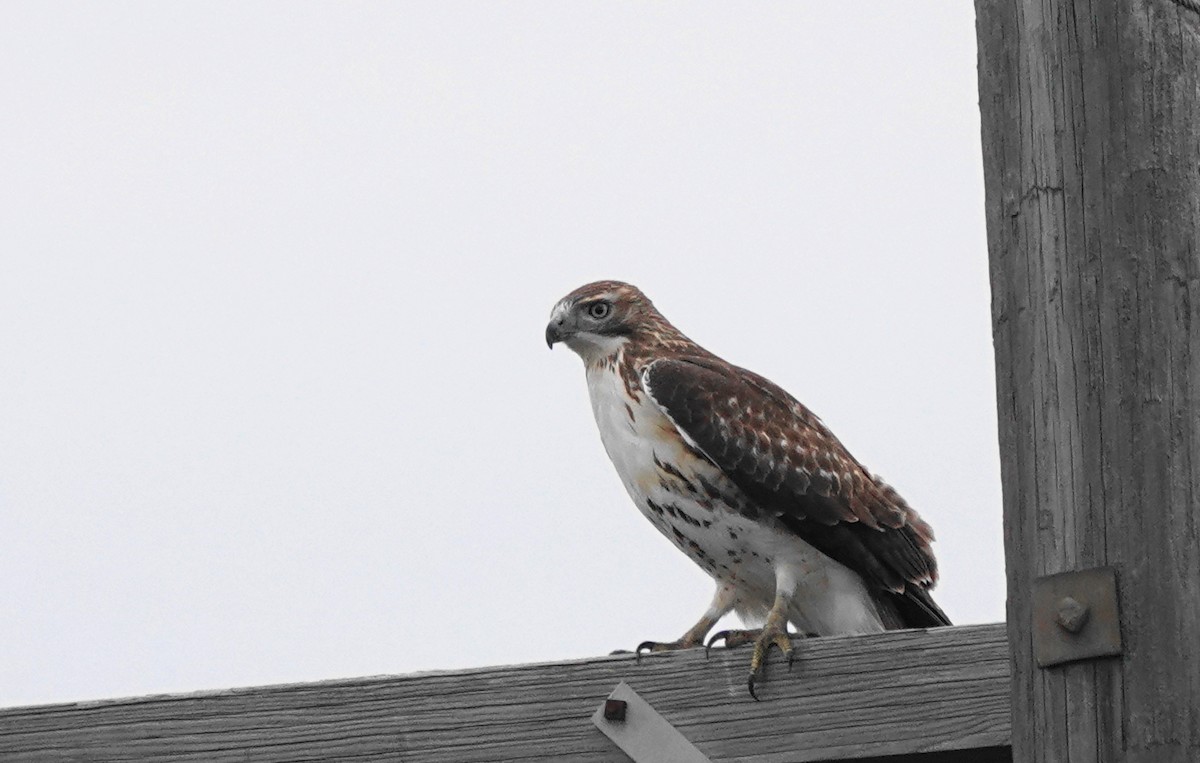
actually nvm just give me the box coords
[641,356,950,628]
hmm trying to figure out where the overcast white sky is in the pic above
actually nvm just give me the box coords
[0,3,1000,707]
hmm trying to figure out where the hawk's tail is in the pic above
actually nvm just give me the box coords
[876,586,953,629]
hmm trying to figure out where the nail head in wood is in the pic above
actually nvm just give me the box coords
[603,698,627,722]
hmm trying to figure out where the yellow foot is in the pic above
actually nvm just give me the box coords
[707,626,799,700]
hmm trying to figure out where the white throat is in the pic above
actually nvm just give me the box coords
[565,333,630,367]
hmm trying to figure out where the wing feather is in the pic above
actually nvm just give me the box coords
[641,356,949,626]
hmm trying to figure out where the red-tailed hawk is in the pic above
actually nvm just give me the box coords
[547,281,950,698]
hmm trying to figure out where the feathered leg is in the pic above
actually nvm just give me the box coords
[706,591,797,699]
[708,566,809,699]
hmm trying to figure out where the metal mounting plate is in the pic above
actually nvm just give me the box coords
[591,681,711,763]
[1032,566,1123,668]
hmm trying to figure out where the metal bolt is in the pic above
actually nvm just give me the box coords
[1055,596,1090,633]
[603,699,627,722]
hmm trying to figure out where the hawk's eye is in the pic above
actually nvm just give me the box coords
[588,301,612,320]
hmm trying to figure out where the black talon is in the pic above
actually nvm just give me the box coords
[705,630,731,658]
[636,640,672,663]
[747,674,760,701]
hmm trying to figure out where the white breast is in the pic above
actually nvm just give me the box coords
[584,360,887,636]
[585,364,674,489]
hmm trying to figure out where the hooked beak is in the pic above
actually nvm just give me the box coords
[545,320,567,349]
[546,302,574,349]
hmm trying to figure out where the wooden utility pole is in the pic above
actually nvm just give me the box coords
[976,1,1200,761]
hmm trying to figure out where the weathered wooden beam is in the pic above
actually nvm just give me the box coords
[975,1,1200,760]
[0,624,1008,762]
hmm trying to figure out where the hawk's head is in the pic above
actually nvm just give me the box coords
[546,280,656,361]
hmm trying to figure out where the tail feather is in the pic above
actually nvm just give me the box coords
[875,586,952,629]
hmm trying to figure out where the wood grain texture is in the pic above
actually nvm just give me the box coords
[0,624,1008,762]
[976,0,1200,760]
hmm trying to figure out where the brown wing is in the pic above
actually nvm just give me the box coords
[641,356,949,626]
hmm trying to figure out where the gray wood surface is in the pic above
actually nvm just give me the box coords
[0,624,1008,762]
[975,1,1200,761]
